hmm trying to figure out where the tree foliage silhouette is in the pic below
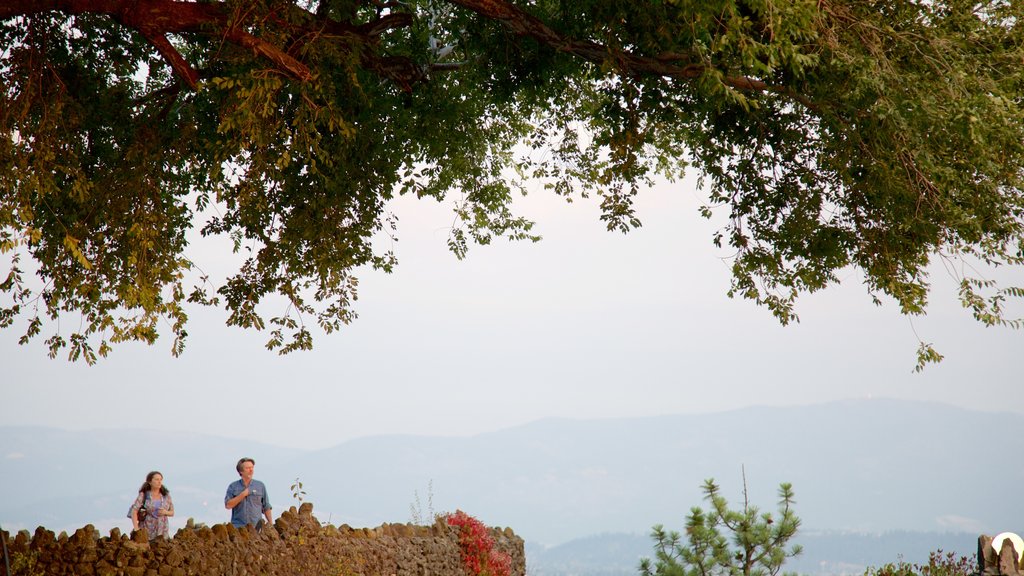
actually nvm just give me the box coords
[2,0,1023,363]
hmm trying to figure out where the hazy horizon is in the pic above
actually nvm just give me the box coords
[4,399,1021,546]
[3,175,1022,451]
[3,396,1017,451]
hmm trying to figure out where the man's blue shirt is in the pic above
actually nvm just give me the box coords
[225,479,271,527]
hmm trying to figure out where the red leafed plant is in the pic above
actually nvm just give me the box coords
[444,510,512,576]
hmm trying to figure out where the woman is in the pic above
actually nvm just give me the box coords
[128,471,175,539]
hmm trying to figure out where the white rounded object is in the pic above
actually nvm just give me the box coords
[992,532,1024,563]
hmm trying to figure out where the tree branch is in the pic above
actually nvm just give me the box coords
[357,12,413,37]
[221,26,312,82]
[443,0,816,108]
[1,0,318,86]
[136,29,200,89]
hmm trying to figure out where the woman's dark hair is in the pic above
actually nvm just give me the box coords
[138,471,170,496]
[236,457,255,474]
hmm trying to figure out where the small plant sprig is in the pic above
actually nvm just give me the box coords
[444,510,511,576]
[410,479,436,525]
[290,477,306,503]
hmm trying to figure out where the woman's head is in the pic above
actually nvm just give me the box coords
[139,471,169,495]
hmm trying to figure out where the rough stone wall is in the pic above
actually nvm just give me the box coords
[979,534,1023,576]
[1,503,525,576]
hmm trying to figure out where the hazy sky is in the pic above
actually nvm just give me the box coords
[2,174,1021,450]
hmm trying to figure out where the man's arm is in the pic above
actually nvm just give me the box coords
[262,482,272,523]
[224,485,249,510]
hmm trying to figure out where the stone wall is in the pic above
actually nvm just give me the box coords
[979,534,1023,576]
[0,503,525,576]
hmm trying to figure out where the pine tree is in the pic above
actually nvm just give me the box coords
[640,477,802,576]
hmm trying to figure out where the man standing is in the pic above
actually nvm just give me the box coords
[225,457,273,529]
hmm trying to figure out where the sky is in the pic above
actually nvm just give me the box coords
[2,173,1022,450]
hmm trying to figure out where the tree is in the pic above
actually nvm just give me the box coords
[1,0,1023,364]
[639,479,802,576]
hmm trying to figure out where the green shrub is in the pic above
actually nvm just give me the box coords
[864,551,974,576]
[639,478,801,576]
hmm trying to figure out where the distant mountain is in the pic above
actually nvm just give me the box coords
[264,399,1024,544]
[526,530,981,576]
[2,399,1021,555]
[0,427,303,533]
[526,533,652,576]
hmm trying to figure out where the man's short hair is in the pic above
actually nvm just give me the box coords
[236,457,255,474]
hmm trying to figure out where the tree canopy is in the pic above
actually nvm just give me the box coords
[2,0,1023,365]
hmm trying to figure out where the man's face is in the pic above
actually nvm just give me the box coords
[239,461,254,482]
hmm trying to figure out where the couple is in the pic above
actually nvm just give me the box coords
[128,457,272,538]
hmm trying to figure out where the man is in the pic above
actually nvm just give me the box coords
[224,457,273,529]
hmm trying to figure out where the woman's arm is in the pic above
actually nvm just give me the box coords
[130,493,143,530]
[162,494,174,517]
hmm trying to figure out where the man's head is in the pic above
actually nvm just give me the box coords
[236,457,255,480]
